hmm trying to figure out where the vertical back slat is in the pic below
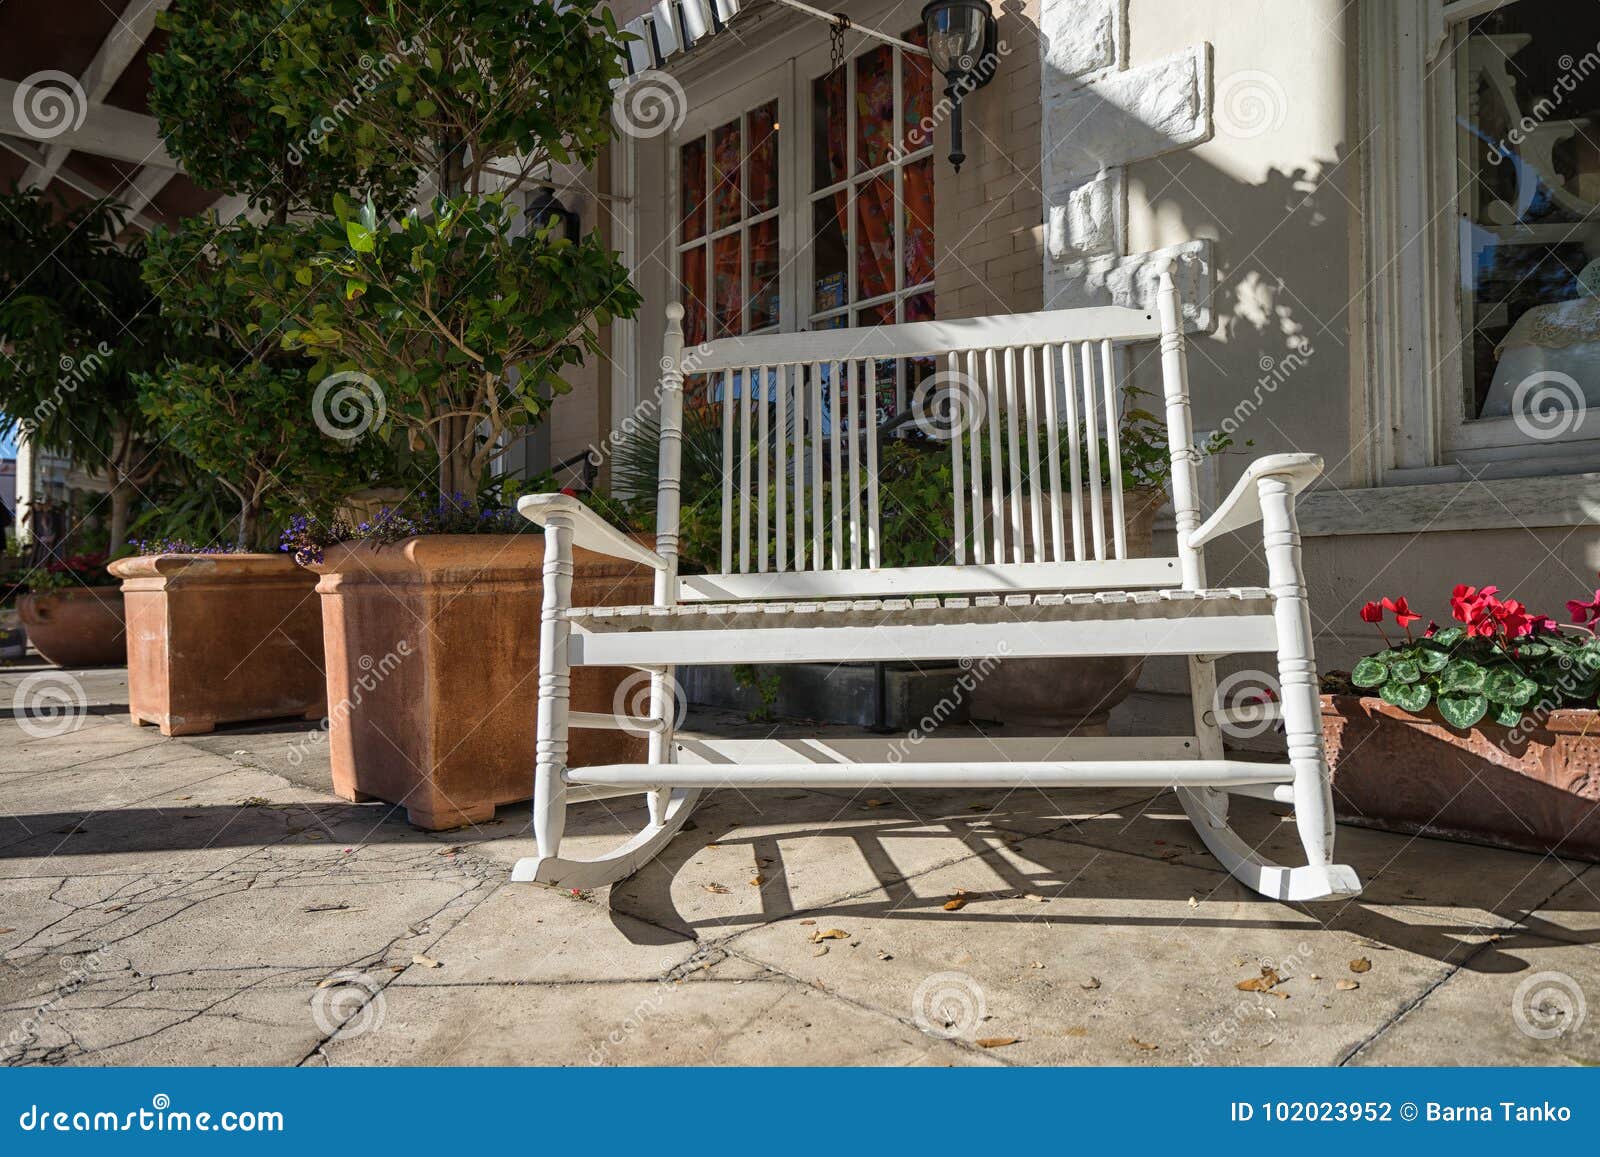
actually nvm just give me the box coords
[966,348,987,565]
[865,364,881,569]
[809,361,825,568]
[1060,343,1085,562]
[1041,344,1065,562]
[949,351,966,566]
[1022,346,1045,562]
[1080,342,1106,561]
[1003,346,1024,564]
[720,367,733,573]
[757,364,769,572]
[1100,339,1127,560]
[846,360,863,568]
[738,366,753,572]
[983,348,1005,563]
[792,366,806,571]
[829,361,844,569]
[775,363,788,572]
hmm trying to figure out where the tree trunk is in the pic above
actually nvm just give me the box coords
[108,483,133,556]
[436,416,481,505]
[236,498,260,552]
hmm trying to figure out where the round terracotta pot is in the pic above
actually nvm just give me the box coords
[18,586,127,668]
[970,488,1166,734]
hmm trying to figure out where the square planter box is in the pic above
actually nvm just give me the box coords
[1322,694,1600,862]
[307,535,654,830]
[110,554,326,736]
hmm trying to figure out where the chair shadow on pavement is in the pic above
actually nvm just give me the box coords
[605,790,1600,977]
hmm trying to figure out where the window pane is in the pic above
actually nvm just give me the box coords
[750,217,780,330]
[903,26,933,153]
[905,291,935,322]
[1456,1,1600,422]
[855,301,895,326]
[812,194,849,314]
[680,245,707,347]
[855,43,894,172]
[713,233,741,337]
[712,119,742,231]
[680,138,706,242]
[814,313,848,330]
[747,101,779,215]
[855,174,896,301]
[813,67,848,190]
[903,156,935,286]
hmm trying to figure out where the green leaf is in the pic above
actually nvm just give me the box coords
[1491,702,1523,728]
[1380,680,1431,714]
[1389,658,1421,684]
[345,220,376,253]
[1485,667,1539,707]
[1438,660,1486,695]
[1351,657,1388,688]
[1431,626,1466,647]
[413,99,437,118]
[1437,692,1489,731]
[1415,647,1449,673]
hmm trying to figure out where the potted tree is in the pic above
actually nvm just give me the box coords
[1324,581,1600,860]
[115,0,408,734]
[239,0,652,827]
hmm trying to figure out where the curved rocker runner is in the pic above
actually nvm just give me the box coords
[512,264,1361,903]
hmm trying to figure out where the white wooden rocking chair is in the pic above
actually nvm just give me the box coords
[514,264,1361,903]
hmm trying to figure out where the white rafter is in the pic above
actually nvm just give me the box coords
[16,0,174,192]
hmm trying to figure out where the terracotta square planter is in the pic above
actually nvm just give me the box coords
[1322,693,1600,861]
[307,534,653,830]
[17,587,126,668]
[109,554,326,736]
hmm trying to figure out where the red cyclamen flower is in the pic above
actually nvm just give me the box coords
[1360,601,1385,624]
[1382,596,1421,630]
[1569,589,1600,626]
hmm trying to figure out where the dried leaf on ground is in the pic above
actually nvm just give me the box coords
[174,795,191,801]
[1236,966,1286,996]
[1188,896,1198,908]
[1064,1026,1088,1037]
[302,903,350,913]
[437,846,461,856]
[1080,977,1101,990]
[1349,957,1372,973]
[798,918,816,925]
[702,883,731,894]
[809,928,850,942]
[1029,961,1045,969]
[864,799,889,808]
[1336,979,1360,991]
[1128,1036,1159,1051]
[812,945,829,957]
[748,874,766,887]
[943,890,970,912]
[412,954,442,968]
[976,1037,1020,1048]
[1023,893,1047,903]
[876,950,893,961]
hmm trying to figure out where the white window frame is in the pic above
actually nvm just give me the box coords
[794,30,938,340]
[1361,0,1600,486]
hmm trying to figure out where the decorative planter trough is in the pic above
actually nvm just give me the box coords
[18,587,126,668]
[1322,694,1600,861]
[307,535,653,830]
[110,553,326,736]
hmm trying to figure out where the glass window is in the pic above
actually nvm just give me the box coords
[677,99,783,356]
[1456,2,1600,423]
[808,27,937,413]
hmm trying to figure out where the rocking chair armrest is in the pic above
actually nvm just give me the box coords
[1185,453,1323,550]
[516,493,667,571]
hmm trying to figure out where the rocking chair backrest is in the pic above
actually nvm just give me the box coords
[653,267,1205,603]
